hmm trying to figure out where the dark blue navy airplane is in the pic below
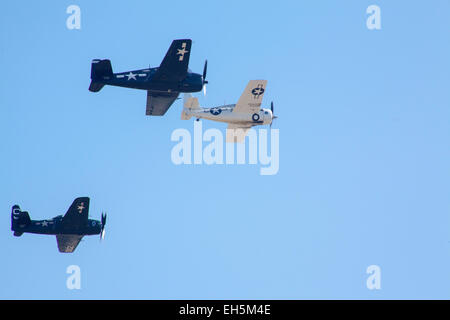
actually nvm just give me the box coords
[89,39,208,116]
[11,197,106,253]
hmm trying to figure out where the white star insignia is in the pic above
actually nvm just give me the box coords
[126,72,137,80]
[41,221,48,227]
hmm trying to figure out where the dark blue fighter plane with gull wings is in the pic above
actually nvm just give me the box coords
[89,39,208,116]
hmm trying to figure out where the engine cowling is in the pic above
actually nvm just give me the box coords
[261,108,273,125]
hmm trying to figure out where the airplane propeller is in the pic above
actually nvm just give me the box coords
[202,60,208,95]
[100,212,106,241]
[270,101,278,128]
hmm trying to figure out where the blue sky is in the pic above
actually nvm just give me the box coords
[1,0,449,299]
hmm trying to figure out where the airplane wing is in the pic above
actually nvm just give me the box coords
[146,90,179,116]
[61,197,89,229]
[226,124,253,143]
[56,235,83,253]
[232,80,268,114]
[152,39,192,82]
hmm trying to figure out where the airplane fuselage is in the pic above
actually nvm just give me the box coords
[100,68,203,93]
[16,217,102,236]
[187,104,273,127]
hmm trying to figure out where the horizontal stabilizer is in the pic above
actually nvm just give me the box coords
[181,109,191,120]
[88,82,105,92]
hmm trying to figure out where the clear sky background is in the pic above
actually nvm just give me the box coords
[1,0,449,299]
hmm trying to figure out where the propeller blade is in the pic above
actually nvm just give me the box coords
[202,60,208,96]
[100,212,106,241]
[203,60,208,82]
[270,102,277,129]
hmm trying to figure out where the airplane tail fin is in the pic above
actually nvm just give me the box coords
[89,59,113,92]
[11,205,31,236]
[181,94,199,120]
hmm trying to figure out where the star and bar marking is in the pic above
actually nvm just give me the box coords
[177,42,189,61]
